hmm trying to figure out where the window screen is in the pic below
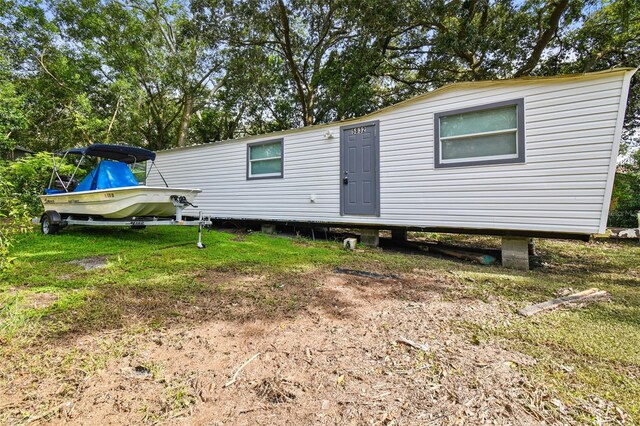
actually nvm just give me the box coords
[435,100,524,168]
[247,140,283,179]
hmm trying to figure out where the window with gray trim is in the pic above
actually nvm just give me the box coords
[434,99,525,168]
[247,139,283,179]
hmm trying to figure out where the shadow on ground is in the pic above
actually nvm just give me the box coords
[49,268,453,340]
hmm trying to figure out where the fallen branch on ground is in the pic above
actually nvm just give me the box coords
[518,288,610,317]
[224,352,261,388]
[396,337,429,352]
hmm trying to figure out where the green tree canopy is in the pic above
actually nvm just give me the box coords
[0,0,637,152]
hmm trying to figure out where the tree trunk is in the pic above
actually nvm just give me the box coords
[514,0,569,77]
[305,89,316,126]
[176,94,194,147]
[276,0,312,126]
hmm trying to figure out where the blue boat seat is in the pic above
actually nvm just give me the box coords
[44,188,65,194]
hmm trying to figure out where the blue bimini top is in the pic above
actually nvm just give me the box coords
[60,144,156,164]
[73,160,139,192]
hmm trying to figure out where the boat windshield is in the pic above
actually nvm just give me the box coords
[130,161,148,184]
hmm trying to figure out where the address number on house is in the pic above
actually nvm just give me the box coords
[351,126,367,135]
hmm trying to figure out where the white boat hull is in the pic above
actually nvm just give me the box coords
[39,186,201,219]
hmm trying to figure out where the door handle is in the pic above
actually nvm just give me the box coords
[343,171,348,184]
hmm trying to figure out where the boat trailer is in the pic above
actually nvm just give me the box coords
[35,197,212,249]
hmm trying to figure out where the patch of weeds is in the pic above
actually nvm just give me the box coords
[136,361,164,381]
[421,352,444,383]
[139,402,162,423]
[50,340,131,383]
[459,313,640,422]
[165,382,196,412]
[0,293,39,345]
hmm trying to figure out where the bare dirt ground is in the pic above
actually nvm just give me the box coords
[1,269,568,425]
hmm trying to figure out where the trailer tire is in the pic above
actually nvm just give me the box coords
[41,213,60,235]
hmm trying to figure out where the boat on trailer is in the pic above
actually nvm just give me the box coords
[38,144,210,247]
[40,186,200,219]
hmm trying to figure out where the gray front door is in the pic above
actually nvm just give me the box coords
[340,121,380,216]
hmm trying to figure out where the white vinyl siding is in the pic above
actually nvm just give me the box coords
[147,70,632,235]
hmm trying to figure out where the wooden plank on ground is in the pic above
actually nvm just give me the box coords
[518,288,610,317]
[608,228,640,239]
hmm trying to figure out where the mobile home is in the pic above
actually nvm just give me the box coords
[147,68,635,269]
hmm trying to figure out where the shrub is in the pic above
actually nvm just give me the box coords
[0,152,78,216]
[0,153,78,269]
[608,174,640,228]
[0,178,31,270]
[608,152,640,228]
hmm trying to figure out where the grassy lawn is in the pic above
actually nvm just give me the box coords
[1,226,639,423]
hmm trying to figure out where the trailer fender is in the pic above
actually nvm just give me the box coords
[44,210,62,224]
